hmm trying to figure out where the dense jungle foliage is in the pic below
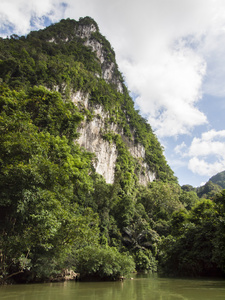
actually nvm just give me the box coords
[0,17,225,283]
[209,170,225,189]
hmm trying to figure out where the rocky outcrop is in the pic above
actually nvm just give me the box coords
[77,113,117,184]
[75,22,123,93]
[84,38,123,93]
[121,134,156,185]
[48,18,156,186]
[76,23,97,38]
[50,269,80,282]
[72,94,118,184]
[72,92,156,185]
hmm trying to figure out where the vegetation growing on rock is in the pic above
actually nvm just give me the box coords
[0,17,225,283]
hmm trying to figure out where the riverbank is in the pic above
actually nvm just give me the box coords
[1,273,225,300]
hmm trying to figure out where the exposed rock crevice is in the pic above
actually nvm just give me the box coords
[75,23,123,93]
[72,92,156,185]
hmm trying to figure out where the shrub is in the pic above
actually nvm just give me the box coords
[75,246,135,280]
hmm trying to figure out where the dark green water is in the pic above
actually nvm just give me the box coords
[1,274,225,300]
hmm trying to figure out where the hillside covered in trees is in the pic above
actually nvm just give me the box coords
[0,17,225,283]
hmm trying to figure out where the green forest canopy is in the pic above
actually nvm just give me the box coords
[0,17,225,283]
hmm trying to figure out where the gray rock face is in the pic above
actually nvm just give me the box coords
[75,23,123,93]
[72,92,156,185]
[77,106,117,184]
[49,20,156,186]
[48,20,123,93]
[76,24,97,38]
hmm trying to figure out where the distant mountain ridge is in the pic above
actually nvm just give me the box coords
[209,170,225,189]
[190,170,225,199]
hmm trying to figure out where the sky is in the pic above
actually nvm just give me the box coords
[1,0,225,187]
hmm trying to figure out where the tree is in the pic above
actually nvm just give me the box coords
[0,85,98,283]
[179,189,199,210]
[212,190,225,273]
[159,199,223,277]
[138,182,184,222]
[196,181,222,199]
[74,246,135,280]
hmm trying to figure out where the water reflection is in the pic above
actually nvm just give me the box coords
[0,273,225,300]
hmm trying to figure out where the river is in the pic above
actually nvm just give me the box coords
[0,273,225,300]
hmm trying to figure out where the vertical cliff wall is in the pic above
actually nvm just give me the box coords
[72,91,156,185]
[38,16,174,185]
[75,21,123,93]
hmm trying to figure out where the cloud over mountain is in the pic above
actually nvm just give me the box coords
[1,0,225,184]
[0,1,223,137]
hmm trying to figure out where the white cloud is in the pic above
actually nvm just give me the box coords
[197,2,225,97]
[0,0,65,36]
[189,130,225,156]
[174,142,187,156]
[121,44,207,137]
[1,0,225,139]
[173,130,225,178]
[188,157,225,177]
[187,130,225,176]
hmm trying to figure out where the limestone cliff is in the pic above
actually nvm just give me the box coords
[48,17,123,93]
[72,91,156,185]
[75,22,123,93]
[42,17,174,185]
